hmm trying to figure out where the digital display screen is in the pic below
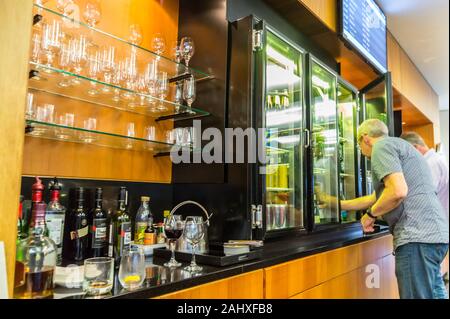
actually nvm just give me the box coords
[342,0,387,73]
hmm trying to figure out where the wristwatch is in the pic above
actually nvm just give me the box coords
[366,208,376,219]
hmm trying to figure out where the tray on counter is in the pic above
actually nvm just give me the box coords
[153,246,263,267]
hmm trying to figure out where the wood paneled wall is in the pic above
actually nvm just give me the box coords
[387,31,441,145]
[0,0,34,298]
[22,0,180,183]
[402,124,435,150]
[155,270,264,299]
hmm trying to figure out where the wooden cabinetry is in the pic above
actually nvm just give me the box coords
[155,270,264,299]
[264,236,395,299]
[0,0,34,298]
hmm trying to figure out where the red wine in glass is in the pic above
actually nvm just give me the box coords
[164,228,183,240]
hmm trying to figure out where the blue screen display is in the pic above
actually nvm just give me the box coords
[342,0,387,73]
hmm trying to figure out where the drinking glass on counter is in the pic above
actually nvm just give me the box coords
[163,214,184,268]
[183,216,205,273]
[83,257,114,296]
[118,247,146,290]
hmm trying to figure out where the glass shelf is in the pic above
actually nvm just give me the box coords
[33,4,211,81]
[29,62,210,121]
[25,120,182,154]
[30,4,212,121]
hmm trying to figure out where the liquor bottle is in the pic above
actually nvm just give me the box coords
[89,188,108,257]
[14,202,57,299]
[68,187,89,263]
[112,187,131,265]
[313,193,321,225]
[107,208,114,258]
[144,223,156,245]
[45,178,66,265]
[134,196,150,245]
[23,177,45,236]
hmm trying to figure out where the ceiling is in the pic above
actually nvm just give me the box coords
[377,0,449,110]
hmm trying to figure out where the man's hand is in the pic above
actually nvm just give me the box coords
[361,213,376,233]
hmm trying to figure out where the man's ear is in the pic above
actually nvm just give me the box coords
[363,135,371,146]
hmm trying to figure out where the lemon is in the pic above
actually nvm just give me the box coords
[124,275,141,283]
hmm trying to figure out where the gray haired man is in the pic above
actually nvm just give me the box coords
[341,119,449,299]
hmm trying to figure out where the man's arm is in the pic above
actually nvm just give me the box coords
[341,193,376,211]
[370,172,408,217]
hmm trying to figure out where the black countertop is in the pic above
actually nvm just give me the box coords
[55,224,391,299]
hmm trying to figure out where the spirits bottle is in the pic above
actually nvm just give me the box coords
[112,187,131,265]
[89,188,108,257]
[14,202,57,299]
[45,178,66,265]
[69,187,89,263]
[134,196,150,245]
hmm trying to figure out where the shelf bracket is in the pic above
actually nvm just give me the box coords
[29,70,39,80]
[155,111,199,122]
[25,124,34,134]
[33,14,43,26]
[168,72,193,84]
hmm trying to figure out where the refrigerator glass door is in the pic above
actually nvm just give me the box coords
[311,61,339,225]
[360,73,393,196]
[264,31,304,232]
[337,83,359,223]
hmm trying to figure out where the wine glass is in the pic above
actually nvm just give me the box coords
[129,24,143,46]
[87,51,102,96]
[100,45,116,93]
[180,37,195,66]
[183,76,196,113]
[183,217,205,273]
[118,247,146,291]
[163,214,184,268]
[156,72,169,111]
[152,33,166,58]
[83,0,102,28]
[41,20,62,70]
[69,35,88,83]
[56,0,75,15]
[172,41,182,63]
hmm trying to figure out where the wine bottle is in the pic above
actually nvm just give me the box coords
[69,187,89,263]
[112,187,131,266]
[45,178,66,266]
[89,188,108,257]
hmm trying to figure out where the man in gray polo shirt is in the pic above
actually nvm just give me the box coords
[341,119,449,299]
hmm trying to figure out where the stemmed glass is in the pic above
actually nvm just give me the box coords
[183,216,205,273]
[144,60,158,109]
[101,46,116,93]
[180,37,195,66]
[183,76,196,114]
[163,214,184,268]
[69,35,88,84]
[129,24,143,46]
[172,41,184,107]
[152,33,166,59]
[56,0,75,15]
[156,72,169,111]
[87,51,102,96]
[83,0,102,28]
[40,20,62,70]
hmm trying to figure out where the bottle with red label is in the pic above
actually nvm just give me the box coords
[68,187,89,263]
[89,188,108,257]
[112,187,131,266]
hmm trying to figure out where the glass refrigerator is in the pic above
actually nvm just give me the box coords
[257,27,306,238]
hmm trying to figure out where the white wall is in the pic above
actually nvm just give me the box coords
[439,110,449,166]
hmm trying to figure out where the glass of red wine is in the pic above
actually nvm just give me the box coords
[163,214,184,268]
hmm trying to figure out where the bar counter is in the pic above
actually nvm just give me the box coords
[55,224,392,299]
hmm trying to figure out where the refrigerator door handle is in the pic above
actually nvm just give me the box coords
[304,128,310,149]
[256,205,263,229]
[251,205,257,229]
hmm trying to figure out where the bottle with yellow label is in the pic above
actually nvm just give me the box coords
[134,196,150,245]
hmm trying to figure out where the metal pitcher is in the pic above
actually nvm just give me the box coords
[168,201,213,254]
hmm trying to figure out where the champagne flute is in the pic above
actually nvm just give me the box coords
[183,217,205,273]
[163,215,184,268]
[180,37,195,67]
[87,51,101,96]
[156,72,169,111]
[40,20,62,70]
[183,76,196,114]
[100,45,116,93]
